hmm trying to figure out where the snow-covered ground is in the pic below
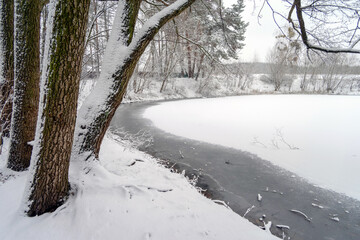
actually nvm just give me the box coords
[143,95,360,200]
[2,75,358,239]
[122,74,360,103]
[0,135,277,240]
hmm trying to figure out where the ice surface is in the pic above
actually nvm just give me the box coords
[143,95,360,200]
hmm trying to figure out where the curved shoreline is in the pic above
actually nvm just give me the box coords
[111,100,360,240]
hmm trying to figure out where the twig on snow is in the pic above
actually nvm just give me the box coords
[311,203,324,209]
[276,225,290,230]
[276,128,299,150]
[213,199,231,209]
[252,137,267,148]
[243,205,255,217]
[179,150,184,159]
[290,209,312,222]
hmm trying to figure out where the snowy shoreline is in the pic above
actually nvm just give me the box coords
[112,99,360,240]
[0,135,278,240]
[143,95,360,201]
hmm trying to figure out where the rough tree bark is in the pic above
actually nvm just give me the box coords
[0,0,14,143]
[26,0,195,217]
[7,0,41,171]
[27,0,91,216]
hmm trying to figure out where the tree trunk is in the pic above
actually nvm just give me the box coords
[103,2,109,42]
[76,0,141,158]
[27,0,91,216]
[75,0,196,159]
[93,0,100,76]
[195,53,204,81]
[24,0,195,217]
[0,0,14,141]
[40,4,48,70]
[185,30,193,78]
[7,0,41,171]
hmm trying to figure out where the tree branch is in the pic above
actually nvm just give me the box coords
[291,0,360,54]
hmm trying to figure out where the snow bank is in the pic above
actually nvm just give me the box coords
[143,95,360,200]
[0,135,276,240]
[122,73,360,103]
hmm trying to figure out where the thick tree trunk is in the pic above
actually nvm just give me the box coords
[7,0,41,171]
[0,0,14,140]
[27,0,91,216]
[21,0,191,217]
[77,0,141,158]
[76,0,196,159]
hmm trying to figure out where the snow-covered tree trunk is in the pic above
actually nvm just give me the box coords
[74,0,196,159]
[0,0,14,142]
[7,0,41,171]
[26,0,91,216]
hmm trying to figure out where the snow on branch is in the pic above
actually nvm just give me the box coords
[289,0,360,54]
[263,0,360,54]
[128,0,196,56]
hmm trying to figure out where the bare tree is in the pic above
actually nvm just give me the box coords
[320,54,350,93]
[265,28,300,91]
[299,51,320,92]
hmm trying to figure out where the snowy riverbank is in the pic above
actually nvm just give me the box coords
[120,74,360,104]
[0,135,277,240]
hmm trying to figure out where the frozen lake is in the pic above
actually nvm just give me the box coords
[143,95,360,200]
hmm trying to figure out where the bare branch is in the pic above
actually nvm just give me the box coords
[290,0,360,54]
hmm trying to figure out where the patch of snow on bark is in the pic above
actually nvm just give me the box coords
[21,0,57,213]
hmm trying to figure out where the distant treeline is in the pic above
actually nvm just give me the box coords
[230,62,360,75]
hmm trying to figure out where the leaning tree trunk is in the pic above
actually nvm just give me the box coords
[75,0,141,159]
[0,0,14,143]
[26,0,91,216]
[75,0,196,159]
[7,0,41,171]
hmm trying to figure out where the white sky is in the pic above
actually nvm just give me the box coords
[224,0,289,62]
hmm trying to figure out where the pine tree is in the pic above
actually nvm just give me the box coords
[136,0,247,80]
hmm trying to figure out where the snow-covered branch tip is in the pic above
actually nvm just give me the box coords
[289,0,360,54]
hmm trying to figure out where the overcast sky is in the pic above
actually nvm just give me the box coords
[224,0,288,62]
